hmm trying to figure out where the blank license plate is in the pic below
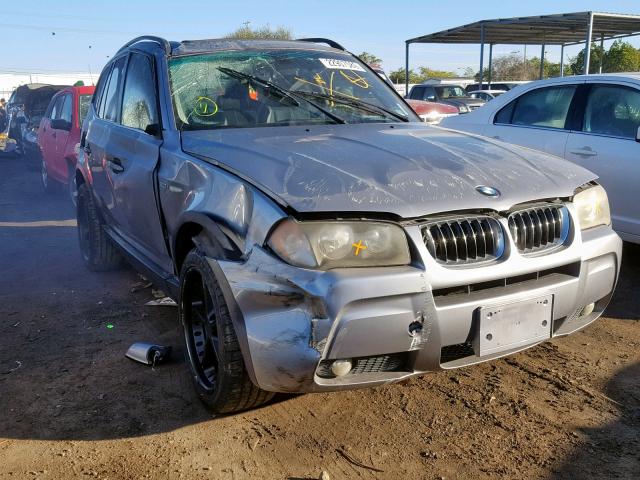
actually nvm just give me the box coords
[476,294,553,357]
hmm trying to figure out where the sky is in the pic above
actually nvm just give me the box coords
[1,0,640,80]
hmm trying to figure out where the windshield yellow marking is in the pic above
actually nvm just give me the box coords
[339,70,369,89]
[293,76,359,100]
[193,96,218,117]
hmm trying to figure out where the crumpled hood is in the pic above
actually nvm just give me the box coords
[181,123,596,218]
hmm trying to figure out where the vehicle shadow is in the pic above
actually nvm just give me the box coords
[0,154,296,441]
[550,361,640,479]
[605,241,640,321]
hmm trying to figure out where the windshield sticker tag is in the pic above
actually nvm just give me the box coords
[319,58,365,72]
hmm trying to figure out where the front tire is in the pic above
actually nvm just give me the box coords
[180,249,273,413]
[76,183,122,271]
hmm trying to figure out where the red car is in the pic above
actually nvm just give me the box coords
[38,85,95,203]
[405,99,458,124]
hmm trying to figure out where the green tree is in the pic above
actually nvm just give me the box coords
[73,80,85,87]
[418,66,456,79]
[569,44,606,74]
[388,68,422,84]
[462,67,475,78]
[474,53,560,81]
[358,52,382,66]
[603,40,640,72]
[224,24,292,40]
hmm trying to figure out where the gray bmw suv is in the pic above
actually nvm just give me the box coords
[76,36,621,413]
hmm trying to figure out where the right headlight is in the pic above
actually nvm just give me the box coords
[573,184,611,230]
[267,218,411,270]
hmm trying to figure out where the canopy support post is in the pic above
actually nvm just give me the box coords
[599,33,605,73]
[539,43,545,79]
[488,43,493,88]
[584,12,594,74]
[479,23,485,89]
[405,41,410,97]
[560,44,565,76]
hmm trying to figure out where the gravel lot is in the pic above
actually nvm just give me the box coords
[0,153,638,480]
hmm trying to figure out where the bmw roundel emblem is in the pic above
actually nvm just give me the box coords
[475,185,501,198]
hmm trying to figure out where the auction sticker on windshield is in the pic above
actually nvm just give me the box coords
[319,58,365,71]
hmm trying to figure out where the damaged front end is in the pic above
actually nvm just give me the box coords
[213,246,433,393]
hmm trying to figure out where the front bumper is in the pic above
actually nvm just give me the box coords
[214,215,621,393]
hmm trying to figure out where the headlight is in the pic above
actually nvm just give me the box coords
[458,105,469,113]
[267,218,411,269]
[573,184,611,230]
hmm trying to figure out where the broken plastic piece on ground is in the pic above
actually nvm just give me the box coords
[125,343,172,366]
[130,281,153,293]
[151,288,166,299]
[144,297,177,306]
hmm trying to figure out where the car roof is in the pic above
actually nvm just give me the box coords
[52,85,96,97]
[127,38,341,56]
[518,73,640,85]
[442,73,640,126]
[469,89,506,93]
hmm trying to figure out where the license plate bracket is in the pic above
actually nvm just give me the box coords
[475,294,553,357]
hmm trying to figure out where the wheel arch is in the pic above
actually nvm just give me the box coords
[172,211,243,275]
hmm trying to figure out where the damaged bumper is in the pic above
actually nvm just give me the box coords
[213,219,621,394]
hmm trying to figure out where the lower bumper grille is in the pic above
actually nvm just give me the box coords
[440,343,475,363]
[316,353,408,378]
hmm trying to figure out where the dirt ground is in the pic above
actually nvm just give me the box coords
[0,153,638,480]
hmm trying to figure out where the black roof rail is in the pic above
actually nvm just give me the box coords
[296,38,346,51]
[116,35,172,55]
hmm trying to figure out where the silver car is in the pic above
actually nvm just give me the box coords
[76,36,621,413]
[442,74,640,244]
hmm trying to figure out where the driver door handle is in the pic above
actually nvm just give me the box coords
[569,147,597,157]
[109,157,125,174]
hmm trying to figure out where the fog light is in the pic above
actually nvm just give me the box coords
[330,359,353,377]
[581,303,595,317]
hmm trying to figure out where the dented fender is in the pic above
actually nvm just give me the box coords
[211,247,432,393]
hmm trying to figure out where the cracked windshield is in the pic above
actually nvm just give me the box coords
[169,50,415,129]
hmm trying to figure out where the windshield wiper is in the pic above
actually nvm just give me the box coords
[294,90,409,122]
[217,67,346,124]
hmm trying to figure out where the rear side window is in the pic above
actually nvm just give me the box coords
[120,53,158,131]
[99,56,127,122]
[424,86,436,99]
[59,94,73,123]
[409,86,424,100]
[46,95,63,119]
[93,65,111,115]
[79,94,92,125]
[583,84,640,139]
[495,85,576,129]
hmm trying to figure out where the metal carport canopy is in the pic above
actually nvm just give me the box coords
[404,11,640,93]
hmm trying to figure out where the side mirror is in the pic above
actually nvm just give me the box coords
[51,118,71,131]
[144,123,161,138]
[636,125,640,143]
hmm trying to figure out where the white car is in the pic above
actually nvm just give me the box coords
[468,89,507,101]
[442,74,640,243]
